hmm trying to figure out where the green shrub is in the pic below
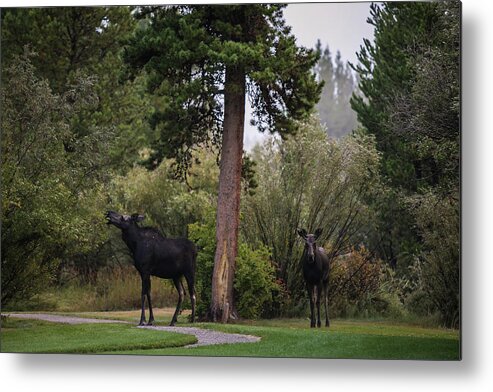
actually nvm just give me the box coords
[241,119,381,303]
[189,210,284,320]
[407,191,459,328]
[4,293,59,312]
[326,247,409,319]
[109,152,217,239]
[1,52,110,307]
[188,211,217,319]
[405,288,436,317]
[235,243,283,319]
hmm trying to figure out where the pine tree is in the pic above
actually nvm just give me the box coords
[315,43,358,139]
[123,4,321,322]
[350,2,440,190]
[350,1,460,327]
[1,7,135,92]
[315,40,335,135]
[1,7,151,170]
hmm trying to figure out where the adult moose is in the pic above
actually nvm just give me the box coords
[297,228,330,328]
[105,211,197,326]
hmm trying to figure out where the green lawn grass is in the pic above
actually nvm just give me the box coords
[1,313,460,360]
[111,321,459,360]
[0,318,196,354]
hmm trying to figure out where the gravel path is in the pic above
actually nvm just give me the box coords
[3,313,260,348]
[138,325,260,347]
[4,313,128,324]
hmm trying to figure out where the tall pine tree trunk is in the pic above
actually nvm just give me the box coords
[209,65,245,322]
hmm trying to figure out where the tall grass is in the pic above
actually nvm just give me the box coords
[8,266,181,312]
[6,263,449,329]
[87,266,179,311]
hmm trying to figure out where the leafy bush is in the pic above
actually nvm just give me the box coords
[407,191,459,328]
[241,118,381,300]
[109,155,216,238]
[188,211,217,318]
[189,210,284,320]
[1,51,111,306]
[234,244,285,319]
[328,247,384,318]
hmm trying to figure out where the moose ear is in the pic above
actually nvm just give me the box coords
[131,214,145,222]
[297,228,307,239]
[314,228,323,239]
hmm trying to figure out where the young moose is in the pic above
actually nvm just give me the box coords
[105,211,197,326]
[297,228,330,328]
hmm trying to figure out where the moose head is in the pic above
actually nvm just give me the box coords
[297,228,323,264]
[105,210,145,230]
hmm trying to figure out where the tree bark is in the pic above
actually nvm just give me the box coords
[209,65,246,322]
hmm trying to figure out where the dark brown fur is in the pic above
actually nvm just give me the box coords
[297,228,330,328]
[106,211,197,326]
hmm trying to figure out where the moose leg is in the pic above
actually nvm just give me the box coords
[324,282,330,327]
[178,280,185,315]
[184,274,196,323]
[139,275,150,326]
[316,284,322,328]
[307,284,315,328]
[170,277,184,326]
[146,278,154,326]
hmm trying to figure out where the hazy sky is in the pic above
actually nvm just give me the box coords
[244,2,375,150]
[285,2,374,65]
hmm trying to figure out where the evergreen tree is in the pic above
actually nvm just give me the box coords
[314,40,335,135]
[1,7,154,303]
[315,42,358,139]
[350,2,440,270]
[1,7,134,92]
[1,51,110,305]
[123,4,321,322]
[351,1,460,327]
[1,7,152,170]
[351,2,440,190]
[333,50,359,137]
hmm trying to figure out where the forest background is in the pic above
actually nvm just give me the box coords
[1,1,459,329]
